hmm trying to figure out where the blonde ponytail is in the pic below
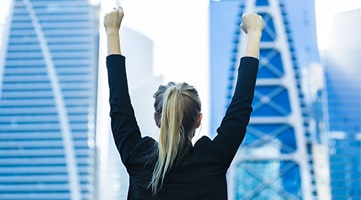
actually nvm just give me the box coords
[150,82,201,195]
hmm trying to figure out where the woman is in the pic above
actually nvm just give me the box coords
[104,7,264,200]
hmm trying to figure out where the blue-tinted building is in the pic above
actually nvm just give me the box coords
[0,0,99,199]
[324,9,361,200]
[210,0,321,199]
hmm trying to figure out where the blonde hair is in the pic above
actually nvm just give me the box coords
[150,82,201,195]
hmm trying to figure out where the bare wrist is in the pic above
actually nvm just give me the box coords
[247,30,262,38]
[106,29,120,36]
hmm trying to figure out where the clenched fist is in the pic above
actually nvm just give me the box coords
[104,7,124,34]
[241,13,264,34]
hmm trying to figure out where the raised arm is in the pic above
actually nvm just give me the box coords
[104,8,143,165]
[213,13,264,167]
[104,8,124,55]
[241,13,264,58]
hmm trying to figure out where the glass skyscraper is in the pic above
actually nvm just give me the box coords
[0,0,99,199]
[210,0,321,199]
[324,9,361,200]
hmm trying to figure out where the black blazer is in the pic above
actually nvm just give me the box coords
[107,55,259,200]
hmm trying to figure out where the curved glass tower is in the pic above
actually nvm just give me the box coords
[0,0,99,199]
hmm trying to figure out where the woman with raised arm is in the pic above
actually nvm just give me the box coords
[104,7,264,200]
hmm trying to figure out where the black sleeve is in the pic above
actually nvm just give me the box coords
[212,56,259,167]
[106,55,142,165]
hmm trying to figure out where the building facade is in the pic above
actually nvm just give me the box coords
[210,0,321,199]
[0,0,99,199]
[324,9,361,200]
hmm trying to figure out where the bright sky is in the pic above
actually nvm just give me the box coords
[314,0,361,50]
[99,0,210,84]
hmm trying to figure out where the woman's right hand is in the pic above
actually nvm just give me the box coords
[104,7,124,35]
[240,13,264,35]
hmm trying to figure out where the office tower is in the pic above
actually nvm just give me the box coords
[0,0,99,199]
[210,0,321,199]
[324,9,361,200]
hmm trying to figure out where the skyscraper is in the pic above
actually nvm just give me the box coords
[324,9,361,200]
[210,0,320,199]
[0,0,99,199]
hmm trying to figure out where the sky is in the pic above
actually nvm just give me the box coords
[314,0,361,50]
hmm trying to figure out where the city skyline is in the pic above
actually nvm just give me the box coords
[0,0,360,200]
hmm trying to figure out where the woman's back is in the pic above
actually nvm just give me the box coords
[107,55,259,199]
[123,136,228,200]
